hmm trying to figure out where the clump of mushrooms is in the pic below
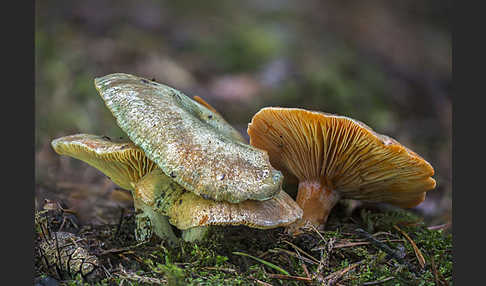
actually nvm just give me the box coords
[247,107,436,234]
[51,74,303,242]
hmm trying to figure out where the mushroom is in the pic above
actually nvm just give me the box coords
[247,107,436,234]
[94,73,283,204]
[51,134,302,242]
[134,168,302,242]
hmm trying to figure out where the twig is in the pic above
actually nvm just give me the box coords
[430,255,449,286]
[362,276,395,285]
[100,241,147,255]
[430,255,440,285]
[354,228,414,270]
[37,246,52,274]
[322,259,365,285]
[116,264,166,285]
[280,240,312,278]
[126,252,145,264]
[66,237,84,249]
[58,216,67,232]
[248,276,273,286]
[319,237,335,270]
[118,253,130,262]
[354,229,401,257]
[313,239,404,250]
[333,241,371,248]
[100,264,112,279]
[372,231,393,237]
[202,266,237,273]
[393,225,426,269]
[439,272,450,286]
[301,260,311,279]
[293,245,311,278]
[309,224,326,242]
[269,248,318,265]
[267,273,312,283]
[283,240,320,264]
[313,237,336,283]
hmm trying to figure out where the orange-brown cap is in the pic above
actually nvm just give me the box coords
[247,107,436,208]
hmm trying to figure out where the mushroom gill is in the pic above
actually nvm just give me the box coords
[248,107,436,233]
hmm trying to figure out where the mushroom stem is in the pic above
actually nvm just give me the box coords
[287,181,340,234]
[181,226,210,242]
[134,199,178,243]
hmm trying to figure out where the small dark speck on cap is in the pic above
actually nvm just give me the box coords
[201,194,211,200]
[170,171,176,178]
[141,79,149,84]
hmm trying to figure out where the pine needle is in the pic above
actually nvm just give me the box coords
[394,225,426,269]
[268,273,312,283]
[232,251,290,275]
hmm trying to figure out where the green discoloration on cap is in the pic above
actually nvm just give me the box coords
[134,169,303,230]
[50,134,301,241]
[94,73,283,203]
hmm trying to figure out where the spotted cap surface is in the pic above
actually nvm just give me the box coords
[134,169,303,230]
[95,73,283,203]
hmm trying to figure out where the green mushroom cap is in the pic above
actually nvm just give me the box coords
[94,73,283,203]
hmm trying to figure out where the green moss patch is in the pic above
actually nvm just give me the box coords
[35,203,452,285]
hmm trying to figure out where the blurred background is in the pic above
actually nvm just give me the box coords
[35,0,451,227]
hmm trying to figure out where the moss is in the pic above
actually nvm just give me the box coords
[35,205,452,285]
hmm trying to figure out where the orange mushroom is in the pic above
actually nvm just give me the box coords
[247,107,436,234]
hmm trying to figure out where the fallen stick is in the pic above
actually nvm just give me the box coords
[268,273,312,283]
[354,228,417,272]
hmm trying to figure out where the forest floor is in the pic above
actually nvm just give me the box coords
[35,2,452,285]
[34,180,452,286]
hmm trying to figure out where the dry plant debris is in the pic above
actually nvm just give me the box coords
[34,201,452,285]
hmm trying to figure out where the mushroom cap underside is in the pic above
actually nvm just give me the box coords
[247,107,436,208]
[134,169,303,230]
[95,73,283,203]
[51,134,157,191]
